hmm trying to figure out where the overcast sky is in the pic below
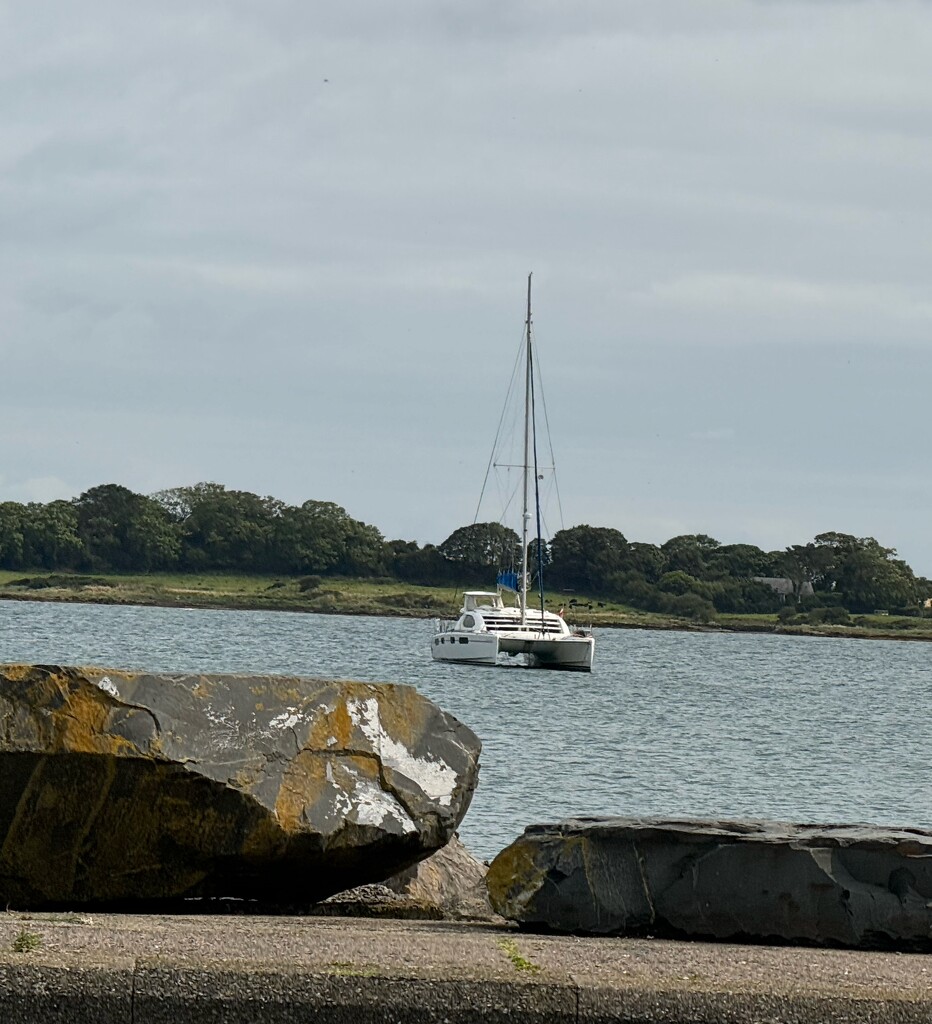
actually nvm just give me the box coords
[3,2,932,572]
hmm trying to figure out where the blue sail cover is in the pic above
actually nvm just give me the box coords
[497,570,519,592]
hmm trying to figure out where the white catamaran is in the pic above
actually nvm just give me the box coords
[431,275,595,672]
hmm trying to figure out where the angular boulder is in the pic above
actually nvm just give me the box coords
[0,664,480,908]
[382,833,494,920]
[487,817,932,949]
[311,835,495,921]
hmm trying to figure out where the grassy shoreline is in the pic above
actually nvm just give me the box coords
[1,569,931,643]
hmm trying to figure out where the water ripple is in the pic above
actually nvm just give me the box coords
[2,601,930,859]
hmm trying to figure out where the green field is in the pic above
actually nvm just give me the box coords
[1,569,930,642]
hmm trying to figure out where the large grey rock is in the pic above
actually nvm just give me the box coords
[486,817,932,949]
[0,664,480,908]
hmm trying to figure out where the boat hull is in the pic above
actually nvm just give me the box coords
[431,631,499,666]
[497,633,594,672]
[431,628,593,672]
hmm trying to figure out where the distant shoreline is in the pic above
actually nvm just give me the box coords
[1,571,930,645]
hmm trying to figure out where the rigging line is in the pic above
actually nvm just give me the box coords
[530,340,546,623]
[473,328,526,526]
[532,335,567,532]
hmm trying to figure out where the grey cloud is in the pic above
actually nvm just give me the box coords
[3,2,932,570]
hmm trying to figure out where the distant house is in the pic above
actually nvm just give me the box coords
[753,577,814,601]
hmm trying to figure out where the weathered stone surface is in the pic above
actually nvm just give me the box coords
[487,817,932,949]
[315,834,497,920]
[383,833,495,920]
[0,664,480,907]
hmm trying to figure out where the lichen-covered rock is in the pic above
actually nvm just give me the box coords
[487,817,932,949]
[0,664,480,908]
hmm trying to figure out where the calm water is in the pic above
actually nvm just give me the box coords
[2,600,930,860]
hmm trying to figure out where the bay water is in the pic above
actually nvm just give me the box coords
[1,600,930,860]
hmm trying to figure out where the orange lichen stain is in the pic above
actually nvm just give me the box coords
[0,665,37,682]
[56,690,137,756]
[373,686,425,750]
[25,670,139,757]
[305,700,355,753]
[274,751,328,833]
[266,682,304,703]
[76,666,136,680]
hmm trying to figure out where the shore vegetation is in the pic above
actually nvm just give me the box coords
[0,481,930,642]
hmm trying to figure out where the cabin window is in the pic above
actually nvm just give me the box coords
[458,637,468,644]
[462,614,475,629]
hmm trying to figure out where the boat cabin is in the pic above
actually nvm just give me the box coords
[461,591,505,612]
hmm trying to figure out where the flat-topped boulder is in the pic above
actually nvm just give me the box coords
[0,664,480,908]
[486,817,932,949]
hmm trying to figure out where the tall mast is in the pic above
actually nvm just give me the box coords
[520,272,532,623]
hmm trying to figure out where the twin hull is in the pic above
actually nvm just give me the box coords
[432,620,594,672]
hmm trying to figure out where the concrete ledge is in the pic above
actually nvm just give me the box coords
[0,958,135,1024]
[135,962,577,1023]
[2,915,932,1023]
[578,987,932,1024]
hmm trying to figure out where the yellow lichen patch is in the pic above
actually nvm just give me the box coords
[305,700,355,753]
[274,750,330,833]
[266,683,303,703]
[231,767,258,789]
[74,666,136,681]
[367,685,424,751]
[54,686,138,757]
[485,840,548,917]
[1,665,42,682]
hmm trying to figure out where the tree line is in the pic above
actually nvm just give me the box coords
[0,482,927,618]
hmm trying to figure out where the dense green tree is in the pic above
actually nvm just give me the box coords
[711,579,783,614]
[152,482,229,524]
[658,571,715,601]
[778,533,921,612]
[706,543,776,580]
[160,484,282,570]
[0,502,26,568]
[776,543,831,599]
[438,522,520,576]
[23,500,85,569]
[335,511,387,576]
[390,541,449,584]
[4,478,928,617]
[833,543,919,612]
[74,485,178,572]
[549,525,629,593]
[272,501,348,574]
[270,500,386,576]
[661,534,720,578]
[627,542,665,583]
